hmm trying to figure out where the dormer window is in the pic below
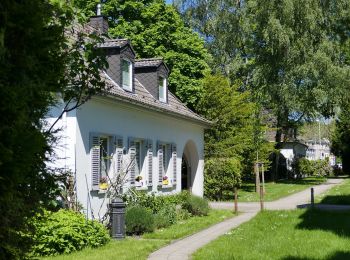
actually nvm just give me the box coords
[122,59,133,91]
[158,76,167,102]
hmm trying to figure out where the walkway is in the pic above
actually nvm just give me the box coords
[148,178,346,260]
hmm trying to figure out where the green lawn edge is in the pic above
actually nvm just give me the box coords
[316,177,350,205]
[193,209,350,260]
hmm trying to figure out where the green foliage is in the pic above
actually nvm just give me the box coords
[182,195,209,216]
[123,190,190,214]
[175,208,192,221]
[154,205,177,229]
[30,210,109,257]
[296,158,333,177]
[179,0,350,142]
[197,74,273,199]
[332,103,350,173]
[204,158,241,201]
[0,1,107,257]
[125,206,155,235]
[74,0,211,110]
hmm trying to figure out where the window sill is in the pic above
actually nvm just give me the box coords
[98,189,108,194]
[161,185,173,189]
[136,186,149,191]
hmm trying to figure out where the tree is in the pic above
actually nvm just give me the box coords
[197,74,273,199]
[73,0,211,110]
[178,0,350,142]
[331,103,350,173]
[0,1,107,258]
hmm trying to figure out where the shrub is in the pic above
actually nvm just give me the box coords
[176,207,191,221]
[204,158,241,200]
[123,190,190,214]
[182,195,210,216]
[125,206,154,235]
[296,158,333,177]
[154,205,177,229]
[30,209,110,257]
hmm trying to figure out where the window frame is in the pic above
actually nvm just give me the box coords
[158,76,167,103]
[121,58,133,92]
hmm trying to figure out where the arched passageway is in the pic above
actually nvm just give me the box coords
[181,140,199,193]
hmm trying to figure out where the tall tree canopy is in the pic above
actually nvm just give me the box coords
[197,74,273,199]
[179,0,350,141]
[73,0,210,110]
[0,1,107,257]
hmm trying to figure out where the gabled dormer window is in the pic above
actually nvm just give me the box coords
[122,59,133,91]
[158,76,167,103]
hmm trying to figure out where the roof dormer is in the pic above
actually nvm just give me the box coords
[135,58,169,103]
[100,39,136,92]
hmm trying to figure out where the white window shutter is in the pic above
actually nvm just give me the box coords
[114,136,123,174]
[158,143,164,184]
[172,143,177,184]
[147,139,153,186]
[129,138,136,185]
[90,133,100,190]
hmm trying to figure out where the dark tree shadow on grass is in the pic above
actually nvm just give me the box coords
[320,195,350,205]
[297,209,350,237]
[282,251,350,260]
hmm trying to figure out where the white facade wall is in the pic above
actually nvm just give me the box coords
[49,96,205,219]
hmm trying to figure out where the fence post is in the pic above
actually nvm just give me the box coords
[260,185,264,211]
[311,188,314,207]
[234,187,238,213]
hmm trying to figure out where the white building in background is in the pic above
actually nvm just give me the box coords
[305,139,336,166]
[47,16,211,219]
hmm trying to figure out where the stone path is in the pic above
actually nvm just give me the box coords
[148,178,347,260]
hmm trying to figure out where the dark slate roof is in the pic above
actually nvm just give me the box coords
[99,39,129,48]
[101,72,211,127]
[135,58,163,68]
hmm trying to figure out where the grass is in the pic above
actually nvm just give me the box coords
[236,176,326,202]
[193,209,350,260]
[316,177,350,205]
[42,209,234,260]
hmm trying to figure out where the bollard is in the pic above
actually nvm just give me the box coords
[234,187,238,214]
[311,188,314,207]
[110,197,125,239]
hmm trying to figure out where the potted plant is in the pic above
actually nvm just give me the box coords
[99,176,108,190]
[162,175,169,186]
[135,175,143,187]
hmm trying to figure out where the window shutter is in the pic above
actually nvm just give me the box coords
[90,133,100,190]
[129,138,136,185]
[115,136,123,174]
[171,143,177,184]
[147,139,153,186]
[157,142,164,184]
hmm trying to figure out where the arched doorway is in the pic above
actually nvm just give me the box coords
[181,140,199,192]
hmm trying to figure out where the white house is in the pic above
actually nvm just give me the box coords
[47,16,211,219]
[305,139,336,166]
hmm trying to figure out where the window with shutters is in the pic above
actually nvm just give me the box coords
[122,59,133,91]
[158,142,171,185]
[90,134,114,191]
[129,138,147,187]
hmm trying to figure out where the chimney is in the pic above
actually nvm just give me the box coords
[88,4,109,35]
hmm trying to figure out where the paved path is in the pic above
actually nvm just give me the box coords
[148,178,345,260]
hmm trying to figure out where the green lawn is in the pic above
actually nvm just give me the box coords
[193,209,350,260]
[236,177,326,202]
[316,177,350,205]
[42,209,234,260]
